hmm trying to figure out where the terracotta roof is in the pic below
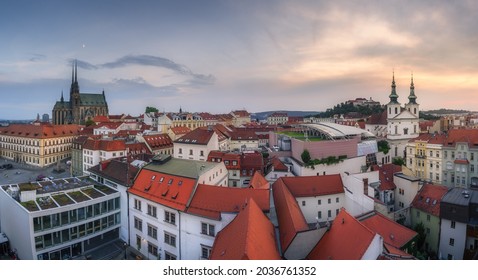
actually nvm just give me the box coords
[307,209,376,260]
[269,112,288,117]
[359,212,417,249]
[210,199,280,260]
[383,243,415,259]
[279,175,344,197]
[83,139,126,151]
[241,152,264,170]
[175,128,214,145]
[372,164,401,191]
[411,184,448,216]
[126,142,150,155]
[366,111,387,125]
[272,179,309,252]
[142,134,173,150]
[250,171,269,190]
[409,133,446,144]
[231,110,250,118]
[198,112,218,121]
[169,126,191,135]
[229,130,258,141]
[207,151,242,170]
[187,184,270,220]
[128,168,197,211]
[88,159,139,186]
[93,115,110,123]
[94,122,122,130]
[444,129,478,147]
[73,135,89,145]
[0,124,81,139]
[271,157,289,172]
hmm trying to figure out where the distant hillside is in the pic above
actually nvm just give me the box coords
[252,111,322,121]
[422,109,471,115]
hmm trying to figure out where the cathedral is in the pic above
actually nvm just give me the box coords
[386,72,419,159]
[52,60,109,125]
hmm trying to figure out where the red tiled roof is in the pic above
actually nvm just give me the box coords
[241,152,264,170]
[126,142,150,155]
[93,115,110,123]
[307,209,376,260]
[0,124,81,139]
[128,169,197,211]
[271,157,289,172]
[372,164,401,191]
[444,129,478,147]
[410,184,448,216]
[229,130,258,141]
[383,243,414,259]
[207,151,242,170]
[186,184,270,220]
[272,179,309,252]
[94,122,122,129]
[175,128,214,145]
[409,133,446,144]
[143,134,173,150]
[169,126,191,135]
[232,110,250,118]
[279,175,344,197]
[84,139,126,151]
[360,212,417,249]
[366,111,387,125]
[210,199,280,260]
[250,171,269,190]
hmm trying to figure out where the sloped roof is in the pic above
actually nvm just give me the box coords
[169,126,191,135]
[250,171,269,190]
[80,93,107,106]
[175,128,214,145]
[241,152,264,170]
[409,133,446,144]
[143,157,219,179]
[210,199,280,260]
[0,124,81,139]
[366,111,387,125]
[142,134,173,150]
[88,159,139,186]
[307,209,376,260]
[272,178,309,252]
[359,212,417,249]
[271,157,289,172]
[93,115,110,123]
[411,184,448,217]
[229,130,258,141]
[53,101,71,109]
[128,168,197,211]
[126,142,150,155]
[83,139,126,151]
[372,164,402,191]
[279,175,344,197]
[444,129,478,147]
[186,184,270,220]
[232,110,250,118]
[383,243,415,259]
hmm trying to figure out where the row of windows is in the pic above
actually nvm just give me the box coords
[134,200,177,225]
[35,213,120,251]
[317,209,339,219]
[144,241,211,259]
[301,197,340,206]
[177,148,205,157]
[33,198,120,232]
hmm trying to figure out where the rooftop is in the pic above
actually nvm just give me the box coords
[279,175,344,197]
[301,122,375,139]
[411,184,448,216]
[143,156,219,179]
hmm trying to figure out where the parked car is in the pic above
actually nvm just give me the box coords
[2,164,13,169]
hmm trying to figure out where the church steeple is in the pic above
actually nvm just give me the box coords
[388,71,399,104]
[60,90,64,102]
[408,73,417,104]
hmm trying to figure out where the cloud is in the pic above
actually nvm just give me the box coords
[99,55,215,84]
[29,54,46,62]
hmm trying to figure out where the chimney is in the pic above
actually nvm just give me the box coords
[363,178,369,196]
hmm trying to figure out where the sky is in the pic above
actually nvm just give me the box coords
[1,0,478,119]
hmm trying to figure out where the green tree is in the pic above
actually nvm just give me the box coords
[85,119,95,127]
[414,222,426,250]
[392,157,405,166]
[301,149,311,164]
[377,140,390,154]
[145,106,159,113]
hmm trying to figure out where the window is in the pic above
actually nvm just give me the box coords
[451,221,456,229]
[449,238,455,246]
[302,201,306,206]
[426,227,430,234]
[200,150,204,157]
[134,217,143,231]
[416,211,420,217]
[164,232,176,247]
[328,198,331,204]
[165,251,177,260]
[147,224,158,239]
[201,245,212,259]
[189,149,193,156]
[147,204,157,218]
[328,210,331,218]
[426,215,430,221]
[336,209,339,215]
[165,211,176,225]
[318,199,321,205]
[472,164,475,173]
[178,148,182,154]
[201,222,215,237]
[134,199,142,211]
[318,211,322,219]
[336,197,339,203]
[148,242,158,257]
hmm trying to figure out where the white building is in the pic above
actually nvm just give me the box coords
[82,139,127,175]
[174,128,228,161]
[0,177,120,260]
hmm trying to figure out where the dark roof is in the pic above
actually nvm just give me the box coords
[80,93,107,106]
[88,159,139,186]
[366,111,387,125]
[441,187,477,206]
[175,128,214,145]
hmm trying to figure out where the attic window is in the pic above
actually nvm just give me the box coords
[160,177,164,182]
[151,175,156,180]
[192,140,197,143]
[432,200,437,205]
[426,198,430,203]
[168,179,173,185]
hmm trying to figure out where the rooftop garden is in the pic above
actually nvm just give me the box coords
[68,191,90,203]
[81,187,104,199]
[36,197,58,210]
[20,200,39,212]
[52,193,75,206]
[95,185,116,195]
[278,131,324,141]
[18,183,39,192]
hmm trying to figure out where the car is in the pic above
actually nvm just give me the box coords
[36,175,46,181]
[2,164,13,169]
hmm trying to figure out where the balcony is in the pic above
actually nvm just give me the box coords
[415,154,427,159]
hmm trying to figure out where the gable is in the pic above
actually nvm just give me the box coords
[391,109,417,120]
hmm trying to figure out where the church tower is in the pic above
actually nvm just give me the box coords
[387,72,401,119]
[70,60,81,124]
[404,73,419,117]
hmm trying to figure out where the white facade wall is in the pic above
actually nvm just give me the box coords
[394,174,421,210]
[439,219,466,260]
[361,234,383,260]
[296,194,345,223]
[229,139,259,151]
[83,148,126,175]
[291,156,366,177]
[342,173,375,217]
[174,134,219,161]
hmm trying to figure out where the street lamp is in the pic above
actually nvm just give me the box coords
[124,242,128,260]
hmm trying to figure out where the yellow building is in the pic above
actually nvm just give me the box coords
[0,123,81,167]
[405,134,446,184]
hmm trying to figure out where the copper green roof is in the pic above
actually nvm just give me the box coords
[80,93,107,106]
